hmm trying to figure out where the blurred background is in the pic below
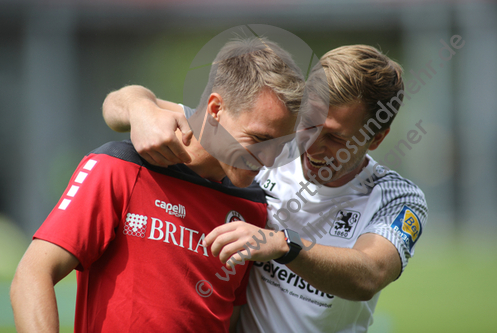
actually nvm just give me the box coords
[1,0,496,332]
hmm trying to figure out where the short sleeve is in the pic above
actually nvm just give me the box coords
[179,104,195,119]
[34,153,140,270]
[361,178,428,274]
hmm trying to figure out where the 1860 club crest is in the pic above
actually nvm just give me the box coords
[329,209,361,239]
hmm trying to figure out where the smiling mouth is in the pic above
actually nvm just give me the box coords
[306,153,327,168]
[241,156,261,171]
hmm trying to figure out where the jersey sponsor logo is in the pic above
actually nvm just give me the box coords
[391,206,422,254]
[123,213,208,256]
[155,199,186,218]
[147,217,209,257]
[225,210,245,223]
[124,213,148,238]
[329,209,361,239]
[254,261,334,305]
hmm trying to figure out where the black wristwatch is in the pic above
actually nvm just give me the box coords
[274,229,303,265]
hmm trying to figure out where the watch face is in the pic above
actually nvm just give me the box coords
[286,229,303,249]
[274,229,303,265]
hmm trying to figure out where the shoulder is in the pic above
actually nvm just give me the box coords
[220,178,267,204]
[370,166,428,226]
[362,166,428,264]
[374,168,426,206]
[90,141,266,204]
[89,140,144,166]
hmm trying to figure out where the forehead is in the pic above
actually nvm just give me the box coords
[237,88,297,137]
[322,103,368,136]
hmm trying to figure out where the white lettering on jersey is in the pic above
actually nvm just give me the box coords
[147,217,208,257]
[255,261,334,302]
[155,199,186,218]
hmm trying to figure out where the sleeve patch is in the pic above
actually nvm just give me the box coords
[57,159,97,210]
[74,171,88,184]
[390,206,422,254]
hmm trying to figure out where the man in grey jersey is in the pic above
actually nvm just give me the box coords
[102,44,428,332]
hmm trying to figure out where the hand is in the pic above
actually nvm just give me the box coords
[129,101,193,167]
[204,221,288,267]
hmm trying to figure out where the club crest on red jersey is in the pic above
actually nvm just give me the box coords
[225,210,245,224]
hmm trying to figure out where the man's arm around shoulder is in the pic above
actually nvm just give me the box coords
[102,85,192,166]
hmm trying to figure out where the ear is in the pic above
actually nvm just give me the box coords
[368,128,390,151]
[207,93,224,123]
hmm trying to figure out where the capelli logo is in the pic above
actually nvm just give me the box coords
[155,199,186,218]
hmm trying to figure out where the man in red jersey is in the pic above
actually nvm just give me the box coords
[10,37,305,333]
[100,44,428,333]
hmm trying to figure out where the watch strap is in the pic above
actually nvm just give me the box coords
[274,229,303,265]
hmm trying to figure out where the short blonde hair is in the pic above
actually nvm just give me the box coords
[320,45,404,132]
[200,37,306,116]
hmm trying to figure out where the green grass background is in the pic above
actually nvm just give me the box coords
[370,228,497,333]
[1,216,496,333]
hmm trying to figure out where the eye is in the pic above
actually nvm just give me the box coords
[253,136,266,143]
[327,134,345,143]
[306,126,319,132]
[298,125,318,135]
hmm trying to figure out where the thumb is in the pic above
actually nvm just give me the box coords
[177,115,193,146]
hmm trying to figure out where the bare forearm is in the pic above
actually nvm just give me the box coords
[205,222,401,301]
[102,85,158,132]
[286,235,401,301]
[286,244,377,300]
[11,270,60,332]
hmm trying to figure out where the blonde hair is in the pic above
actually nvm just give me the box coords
[200,37,305,116]
[320,45,404,132]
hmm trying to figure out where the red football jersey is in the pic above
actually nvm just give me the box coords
[34,141,267,332]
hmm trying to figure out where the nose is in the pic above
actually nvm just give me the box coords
[297,125,323,154]
[249,144,279,168]
[258,146,282,168]
[247,140,286,168]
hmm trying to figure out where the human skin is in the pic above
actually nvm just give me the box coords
[101,85,402,301]
[10,86,297,332]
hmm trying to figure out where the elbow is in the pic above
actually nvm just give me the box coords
[350,262,397,301]
[353,287,378,302]
[10,272,22,308]
[348,278,384,301]
[323,281,380,302]
[102,92,118,130]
